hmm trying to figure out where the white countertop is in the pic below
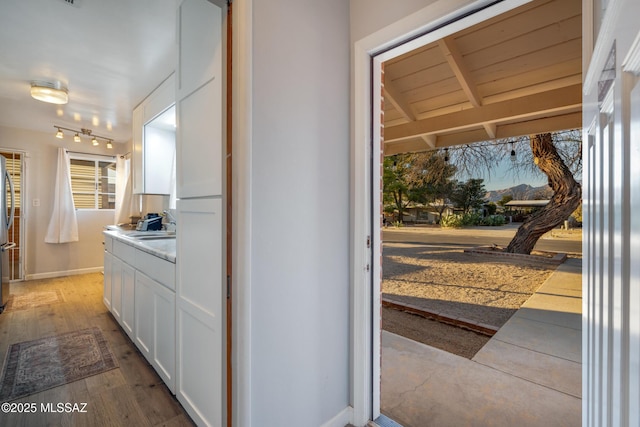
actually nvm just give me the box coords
[104,227,176,263]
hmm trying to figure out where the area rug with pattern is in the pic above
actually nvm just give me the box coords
[5,290,65,311]
[0,327,119,402]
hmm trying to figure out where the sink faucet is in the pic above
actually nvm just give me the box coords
[162,209,177,226]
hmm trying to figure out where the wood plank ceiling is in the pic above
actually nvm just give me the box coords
[383,0,582,156]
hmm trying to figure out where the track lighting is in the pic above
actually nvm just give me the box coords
[53,125,114,148]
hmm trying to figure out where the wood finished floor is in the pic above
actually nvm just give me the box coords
[0,273,195,427]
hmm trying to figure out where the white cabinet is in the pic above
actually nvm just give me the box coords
[103,232,176,393]
[121,262,136,338]
[111,257,123,323]
[176,0,223,199]
[135,271,176,393]
[134,272,153,358]
[176,197,224,426]
[176,0,227,425]
[103,251,113,311]
[133,73,176,195]
[105,239,137,340]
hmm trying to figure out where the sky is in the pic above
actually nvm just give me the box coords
[465,156,547,192]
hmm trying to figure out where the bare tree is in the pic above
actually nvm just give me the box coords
[505,133,581,254]
[445,129,582,254]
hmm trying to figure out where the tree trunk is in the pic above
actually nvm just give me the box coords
[505,133,581,254]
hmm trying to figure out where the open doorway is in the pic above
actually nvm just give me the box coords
[364,0,582,424]
[1,151,24,282]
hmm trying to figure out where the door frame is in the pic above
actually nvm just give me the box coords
[350,0,533,424]
[0,148,27,282]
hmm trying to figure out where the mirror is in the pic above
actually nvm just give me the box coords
[143,105,176,198]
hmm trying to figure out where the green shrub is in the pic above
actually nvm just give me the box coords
[441,213,482,228]
[480,214,507,226]
[441,213,506,227]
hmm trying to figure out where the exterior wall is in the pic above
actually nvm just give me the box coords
[248,1,351,425]
[0,125,120,278]
[582,0,640,425]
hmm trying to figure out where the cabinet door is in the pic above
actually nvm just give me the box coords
[121,262,136,339]
[153,281,176,393]
[134,272,154,359]
[176,197,224,425]
[176,0,224,199]
[111,256,123,322]
[103,251,113,310]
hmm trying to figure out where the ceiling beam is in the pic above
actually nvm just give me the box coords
[438,37,482,107]
[384,84,582,143]
[384,80,436,148]
[383,112,582,156]
[438,36,503,140]
[383,83,415,121]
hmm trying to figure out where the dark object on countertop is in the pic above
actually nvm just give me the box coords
[136,213,163,231]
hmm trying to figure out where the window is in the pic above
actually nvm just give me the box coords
[69,154,116,209]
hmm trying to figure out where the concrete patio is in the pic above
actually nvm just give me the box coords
[381,258,582,427]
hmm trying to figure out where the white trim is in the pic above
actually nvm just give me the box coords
[351,37,373,426]
[26,266,103,281]
[320,406,353,427]
[351,1,535,425]
[583,0,623,95]
[622,30,640,75]
[372,0,532,63]
[371,57,383,419]
[233,0,252,426]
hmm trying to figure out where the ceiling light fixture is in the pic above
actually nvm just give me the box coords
[53,125,114,149]
[30,81,69,104]
[510,141,516,162]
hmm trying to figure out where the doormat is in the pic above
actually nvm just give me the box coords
[0,327,119,402]
[5,290,65,311]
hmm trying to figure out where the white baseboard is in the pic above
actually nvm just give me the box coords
[26,267,103,281]
[321,406,353,427]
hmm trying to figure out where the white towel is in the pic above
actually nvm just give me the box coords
[45,148,79,243]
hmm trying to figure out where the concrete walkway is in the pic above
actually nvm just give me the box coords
[381,258,582,427]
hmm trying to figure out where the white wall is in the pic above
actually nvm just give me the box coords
[249,0,351,425]
[350,0,439,43]
[0,124,125,278]
[582,0,640,425]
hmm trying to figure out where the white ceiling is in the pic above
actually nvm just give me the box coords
[0,0,178,145]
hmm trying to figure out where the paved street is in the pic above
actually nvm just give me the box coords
[382,223,582,255]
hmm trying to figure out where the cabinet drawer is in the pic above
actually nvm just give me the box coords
[113,239,136,263]
[135,250,175,291]
[104,235,114,253]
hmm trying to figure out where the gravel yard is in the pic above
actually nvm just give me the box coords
[381,242,558,358]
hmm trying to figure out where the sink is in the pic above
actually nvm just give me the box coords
[134,235,176,240]
[123,231,176,241]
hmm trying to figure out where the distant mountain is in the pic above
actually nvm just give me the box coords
[485,184,553,203]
